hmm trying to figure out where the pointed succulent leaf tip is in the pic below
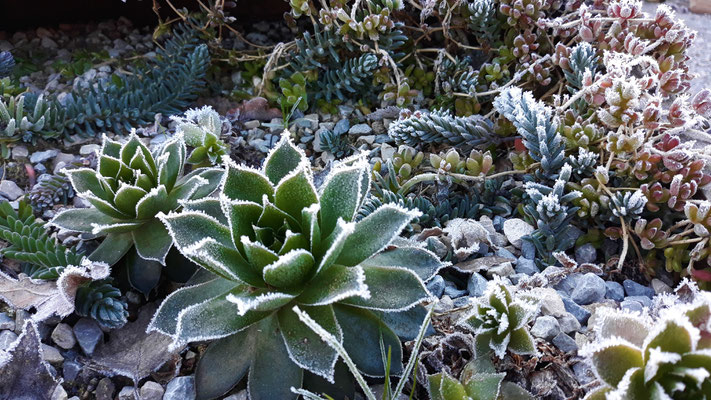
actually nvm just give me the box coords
[360,246,447,282]
[50,207,122,233]
[295,264,370,306]
[135,185,169,220]
[159,210,232,252]
[173,292,271,349]
[227,289,295,316]
[341,265,431,312]
[336,203,421,267]
[263,132,307,185]
[318,159,368,236]
[262,249,315,288]
[221,156,274,203]
[184,237,261,285]
[157,134,187,192]
[64,168,110,202]
[132,218,173,264]
[314,218,355,274]
[274,165,318,220]
[147,277,238,337]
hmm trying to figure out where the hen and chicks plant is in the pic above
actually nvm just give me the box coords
[50,132,222,266]
[149,134,444,399]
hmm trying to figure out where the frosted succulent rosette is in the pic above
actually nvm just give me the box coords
[582,295,711,399]
[170,105,229,167]
[149,134,444,399]
[50,132,222,264]
[461,277,538,359]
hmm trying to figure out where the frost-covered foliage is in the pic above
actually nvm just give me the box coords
[582,281,711,399]
[171,105,229,167]
[50,133,222,265]
[388,109,499,149]
[149,134,444,399]
[0,200,84,280]
[522,164,581,266]
[461,277,538,359]
[494,88,565,180]
[0,51,15,78]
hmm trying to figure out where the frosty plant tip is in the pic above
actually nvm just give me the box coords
[148,132,445,399]
[50,131,222,265]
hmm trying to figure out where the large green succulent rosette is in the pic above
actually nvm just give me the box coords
[149,134,445,399]
[50,132,222,265]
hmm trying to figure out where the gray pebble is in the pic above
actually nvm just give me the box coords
[503,218,534,249]
[51,323,76,350]
[0,312,14,330]
[515,257,538,276]
[164,376,196,400]
[621,299,644,313]
[41,344,64,364]
[62,360,82,382]
[349,123,372,135]
[426,275,445,298]
[96,377,115,400]
[140,381,164,400]
[443,282,467,299]
[573,361,596,386]
[626,295,653,308]
[605,281,624,302]
[531,316,561,340]
[118,386,136,400]
[333,119,350,135]
[11,145,28,160]
[553,273,582,297]
[467,272,488,297]
[623,279,654,298]
[560,294,591,325]
[486,262,515,278]
[30,149,59,164]
[651,278,672,294]
[0,180,24,201]
[73,318,103,355]
[570,273,606,305]
[552,332,578,353]
[495,248,516,260]
[557,313,581,334]
[0,330,18,349]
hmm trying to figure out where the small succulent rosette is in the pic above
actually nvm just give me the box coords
[50,132,222,264]
[461,277,539,360]
[171,105,229,167]
[148,133,445,399]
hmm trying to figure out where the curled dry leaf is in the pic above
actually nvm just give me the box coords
[443,218,493,261]
[0,259,110,322]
